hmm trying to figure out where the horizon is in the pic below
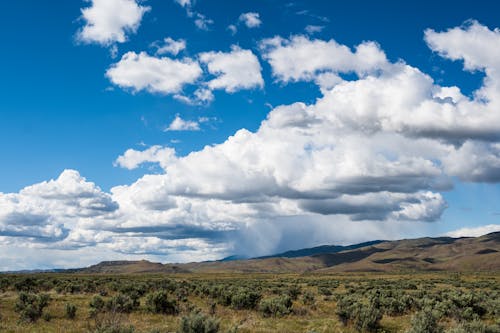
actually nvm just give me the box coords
[1,0,500,271]
[3,230,499,273]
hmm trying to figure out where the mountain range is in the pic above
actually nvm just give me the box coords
[71,232,500,274]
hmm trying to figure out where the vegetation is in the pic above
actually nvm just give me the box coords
[0,272,498,332]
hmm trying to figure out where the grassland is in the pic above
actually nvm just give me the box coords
[0,272,498,333]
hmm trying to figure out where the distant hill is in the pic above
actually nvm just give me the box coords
[70,232,500,274]
[255,240,384,259]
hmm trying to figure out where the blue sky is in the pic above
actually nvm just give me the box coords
[0,0,499,270]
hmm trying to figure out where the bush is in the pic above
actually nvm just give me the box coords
[90,295,106,318]
[146,290,179,315]
[106,294,138,313]
[336,294,359,325]
[445,320,500,333]
[258,295,293,317]
[65,302,77,319]
[318,286,332,296]
[407,309,443,333]
[178,312,220,333]
[230,289,261,310]
[14,292,50,323]
[302,290,315,306]
[285,285,301,300]
[91,311,135,333]
[354,303,382,333]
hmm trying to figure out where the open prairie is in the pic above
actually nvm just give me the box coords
[0,272,498,333]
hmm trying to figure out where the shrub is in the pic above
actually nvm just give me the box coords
[285,285,301,300]
[91,311,135,333]
[407,309,443,333]
[146,290,179,315]
[90,295,105,318]
[106,294,138,313]
[258,295,293,317]
[445,320,500,333]
[14,292,50,323]
[178,312,220,333]
[65,302,77,319]
[354,303,382,333]
[14,278,38,293]
[336,294,359,325]
[318,286,332,296]
[302,290,315,306]
[230,289,261,310]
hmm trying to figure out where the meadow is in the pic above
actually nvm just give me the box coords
[0,272,498,333]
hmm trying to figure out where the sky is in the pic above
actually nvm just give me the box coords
[1,0,500,270]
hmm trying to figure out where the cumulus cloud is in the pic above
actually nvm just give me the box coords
[425,21,500,74]
[153,37,186,56]
[106,51,202,94]
[199,46,264,92]
[4,21,500,270]
[239,12,262,28]
[0,170,117,242]
[165,115,200,131]
[78,0,150,45]
[260,35,388,82]
[114,145,177,170]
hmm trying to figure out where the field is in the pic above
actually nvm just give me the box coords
[0,272,499,333]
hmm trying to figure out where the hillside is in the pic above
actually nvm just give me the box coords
[74,232,500,274]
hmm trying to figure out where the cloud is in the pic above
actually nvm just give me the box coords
[78,0,150,45]
[260,35,388,82]
[165,115,200,131]
[239,12,262,28]
[305,25,324,34]
[194,13,213,31]
[4,21,500,270]
[0,170,118,242]
[114,145,177,170]
[425,20,500,74]
[445,224,500,238]
[174,88,214,105]
[153,37,186,56]
[442,142,500,182]
[106,52,202,94]
[174,0,192,8]
[173,0,213,31]
[199,46,264,92]
[227,24,237,35]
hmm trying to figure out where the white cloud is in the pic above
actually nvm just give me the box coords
[165,115,200,131]
[194,13,213,31]
[174,88,215,105]
[4,21,500,270]
[78,0,150,45]
[442,142,500,182]
[154,37,186,56]
[174,0,192,8]
[445,224,500,238]
[227,24,238,35]
[106,52,202,94]
[425,21,500,74]
[239,12,262,28]
[305,25,324,34]
[114,145,177,170]
[260,35,388,82]
[0,170,117,242]
[199,46,264,93]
